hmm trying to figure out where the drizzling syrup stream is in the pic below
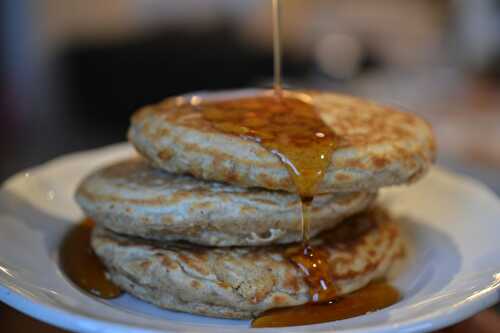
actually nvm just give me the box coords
[272,0,283,98]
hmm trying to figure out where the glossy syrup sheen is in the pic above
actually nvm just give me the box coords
[252,281,400,328]
[60,219,122,299]
[201,94,336,198]
[284,239,337,303]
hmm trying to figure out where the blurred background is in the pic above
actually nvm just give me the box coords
[1,0,500,193]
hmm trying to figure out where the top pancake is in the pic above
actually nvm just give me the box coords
[129,89,436,193]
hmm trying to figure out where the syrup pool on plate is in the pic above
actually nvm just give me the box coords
[252,281,400,328]
[60,219,122,299]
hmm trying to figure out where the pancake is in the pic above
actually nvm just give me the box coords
[76,158,376,246]
[91,207,404,319]
[129,90,436,193]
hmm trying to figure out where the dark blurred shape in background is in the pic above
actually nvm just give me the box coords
[2,0,500,192]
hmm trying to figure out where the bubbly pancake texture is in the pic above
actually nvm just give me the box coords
[76,159,375,246]
[91,207,404,319]
[129,90,436,193]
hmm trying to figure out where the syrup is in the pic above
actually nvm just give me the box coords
[60,219,122,299]
[252,281,400,328]
[201,93,338,303]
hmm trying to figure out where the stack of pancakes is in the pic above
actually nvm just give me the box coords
[76,90,435,319]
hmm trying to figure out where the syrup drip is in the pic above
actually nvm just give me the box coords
[252,281,400,328]
[284,238,337,302]
[201,94,338,303]
[60,219,122,298]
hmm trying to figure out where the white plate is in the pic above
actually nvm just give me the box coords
[0,143,499,333]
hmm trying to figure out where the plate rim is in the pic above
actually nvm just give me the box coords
[1,278,499,333]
